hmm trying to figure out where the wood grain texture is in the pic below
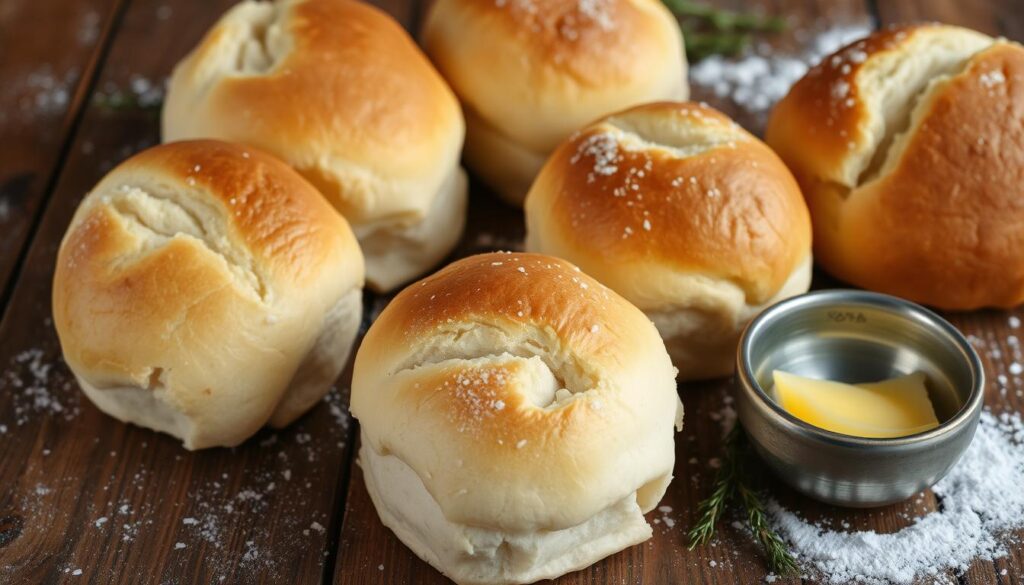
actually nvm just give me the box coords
[0,0,123,308]
[0,0,368,583]
[873,0,1024,39]
[1,0,1023,584]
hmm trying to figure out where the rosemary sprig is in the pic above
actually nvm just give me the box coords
[683,31,751,61]
[736,479,801,576]
[688,424,742,548]
[686,425,799,576]
[662,0,785,32]
[661,0,786,61]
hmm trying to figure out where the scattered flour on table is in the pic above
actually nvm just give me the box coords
[0,63,84,130]
[77,11,102,45]
[93,76,166,111]
[708,393,737,438]
[0,347,351,583]
[690,24,873,117]
[769,410,1024,584]
[156,4,173,20]
[968,331,1024,399]
[5,348,80,425]
[473,231,524,252]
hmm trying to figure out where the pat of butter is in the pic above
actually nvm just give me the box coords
[772,370,940,439]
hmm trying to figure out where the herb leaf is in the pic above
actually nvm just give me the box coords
[686,424,800,576]
[662,0,786,60]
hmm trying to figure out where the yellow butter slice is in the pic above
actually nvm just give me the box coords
[772,370,940,439]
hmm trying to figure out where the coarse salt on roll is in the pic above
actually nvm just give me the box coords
[163,0,467,292]
[53,140,364,449]
[421,0,687,205]
[351,252,683,584]
[526,102,812,380]
[767,24,1024,310]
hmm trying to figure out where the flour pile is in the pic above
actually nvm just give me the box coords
[690,24,873,116]
[770,410,1024,584]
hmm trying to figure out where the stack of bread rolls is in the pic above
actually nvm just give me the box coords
[52,1,1024,582]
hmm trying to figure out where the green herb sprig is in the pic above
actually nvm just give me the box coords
[92,91,162,114]
[661,0,786,61]
[687,425,799,576]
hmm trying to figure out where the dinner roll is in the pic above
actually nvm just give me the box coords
[421,0,687,205]
[53,140,364,450]
[351,253,682,584]
[525,102,812,380]
[162,0,466,292]
[767,25,1024,309]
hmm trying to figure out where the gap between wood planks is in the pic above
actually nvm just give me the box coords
[320,396,360,584]
[0,0,131,322]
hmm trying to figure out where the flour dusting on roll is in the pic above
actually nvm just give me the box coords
[421,0,687,205]
[351,252,683,584]
[767,24,1024,309]
[53,140,364,449]
[163,0,467,292]
[525,102,812,380]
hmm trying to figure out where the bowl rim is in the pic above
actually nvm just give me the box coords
[737,289,986,448]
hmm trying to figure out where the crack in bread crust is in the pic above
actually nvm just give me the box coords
[391,320,599,398]
[855,48,986,188]
[97,183,270,302]
[601,109,749,161]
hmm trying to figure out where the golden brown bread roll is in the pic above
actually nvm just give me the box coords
[766,24,1024,309]
[421,0,687,205]
[162,0,466,292]
[351,252,682,584]
[53,140,364,449]
[525,102,812,380]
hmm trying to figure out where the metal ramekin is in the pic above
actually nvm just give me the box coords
[735,289,985,507]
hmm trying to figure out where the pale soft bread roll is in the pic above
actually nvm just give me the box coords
[525,102,812,380]
[162,0,466,292]
[53,140,364,450]
[767,24,1024,309]
[351,252,683,585]
[421,0,687,205]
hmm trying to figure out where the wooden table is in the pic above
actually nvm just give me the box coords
[0,0,1021,583]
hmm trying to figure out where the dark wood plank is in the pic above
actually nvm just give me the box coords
[0,0,406,582]
[333,2,879,585]
[1,0,1021,583]
[0,0,124,309]
[873,0,1024,39]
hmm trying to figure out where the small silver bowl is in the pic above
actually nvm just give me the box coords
[735,289,985,507]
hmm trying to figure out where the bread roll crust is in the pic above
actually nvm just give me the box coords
[352,253,681,534]
[54,140,364,449]
[525,102,811,378]
[421,0,687,204]
[767,25,1024,309]
[528,102,809,307]
[163,0,466,291]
